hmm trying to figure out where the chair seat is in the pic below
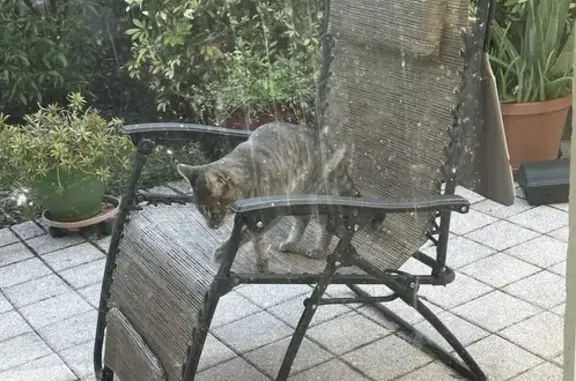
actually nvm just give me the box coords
[125,201,421,277]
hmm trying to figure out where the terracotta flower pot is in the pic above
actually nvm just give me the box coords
[501,95,572,173]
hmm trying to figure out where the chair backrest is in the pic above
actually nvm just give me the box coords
[320,0,478,269]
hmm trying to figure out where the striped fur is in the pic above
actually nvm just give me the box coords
[177,121,361,272]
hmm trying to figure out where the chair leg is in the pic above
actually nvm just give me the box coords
[102,366,114,381]
[348,284,487,381]
[275,242,345,381]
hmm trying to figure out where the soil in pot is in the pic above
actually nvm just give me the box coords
[501,95,571,172]
[34,168,105,222]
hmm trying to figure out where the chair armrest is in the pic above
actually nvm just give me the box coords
[231,194,470,218]
[121,122,252,147]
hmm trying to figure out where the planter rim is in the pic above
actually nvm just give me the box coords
[500,95,572,116]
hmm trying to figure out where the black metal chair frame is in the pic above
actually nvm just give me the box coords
[94,0,495,379]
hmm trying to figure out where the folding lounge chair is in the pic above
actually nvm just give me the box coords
[94,0,501,380]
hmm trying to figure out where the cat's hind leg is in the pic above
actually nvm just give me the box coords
[252,233,272,273]
[306,214,333,259]
[279,216,310,253]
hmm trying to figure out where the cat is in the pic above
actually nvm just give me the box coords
[177,121,363,272]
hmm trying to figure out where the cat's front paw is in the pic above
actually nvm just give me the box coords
[279,240,298,253]
[255,257,269,273]
[306,248,328,259]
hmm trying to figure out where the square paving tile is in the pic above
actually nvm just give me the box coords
[412,311,489,353]
[324,284,357,298]
[27,234,84,255]
[420,236,495,270]
[503,271,566,309]
[549,226,569,243]
[467,335,542,381]
[460,253,540,288]
[0,353,76,381]
[195,357,268,381]
[18,291,93,329]
[358,298,442,329]
[306,311,390,355]
[78,283,101,308]
[37,309,97,352]
[197,334,236,372]
[397,361,463,381]
[0,293,12,313]
[449,209,497,235]
[465,220,540,251]
[551,303,565,316]
[343,335,432,381]
[552,353,563,366]
[212,291,261,329]
[465,335,541,381]
[94,236,111,253]
[236,284,311,309]
[456,186,485,204]
[500,311,563,359]
[0,258,52,288]
[3,274,71,308]
[59,341,93,379]
[268,293,351,329]
[0,228,18,248]
[510,362,562,381]
[548,261,566,277]
[551,202,569,212]
[0,332,52,371]
[42,243,105,272]
[212,311,292,353]
[11,221,45,240]
[245,336,333,378]
[418,272,493,310]
[0,243,34,268]
[507,206,568,234]
[472,198,533,219]
[452,290,541,331]
[59,258,105,289]
[289,359,370,381]
[504,235,567,268]
[0,310,32,342]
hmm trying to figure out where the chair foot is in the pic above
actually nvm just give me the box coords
[102,366,114,381]
[348,285,487,381]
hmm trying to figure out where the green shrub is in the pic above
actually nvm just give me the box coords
[0,93,207,227]
[0,0,103,119]
[125,0,320,123]
[0,93,134,193]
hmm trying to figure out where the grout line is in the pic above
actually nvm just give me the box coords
[0,289,76,377]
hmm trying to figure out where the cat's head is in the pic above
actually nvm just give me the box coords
[177,163,238,229]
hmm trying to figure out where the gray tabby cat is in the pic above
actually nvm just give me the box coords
[177,121,361,272]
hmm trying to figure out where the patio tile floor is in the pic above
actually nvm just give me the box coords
[0,186,570,380]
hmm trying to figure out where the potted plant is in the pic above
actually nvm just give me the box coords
[209,44,318,130]
[489,0,574,172]
[0,93,133,223]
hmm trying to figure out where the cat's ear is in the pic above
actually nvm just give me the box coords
[204,169,230,196]
[177,164,201,184]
